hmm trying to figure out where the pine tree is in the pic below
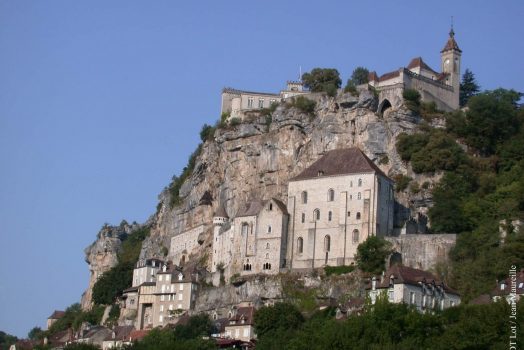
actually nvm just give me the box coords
[459,69,480,107]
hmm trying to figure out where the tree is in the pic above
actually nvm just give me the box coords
[301,68,341,96]
[355,236,392,274]
[199,123,215,142]
[345,66,369,91]
[28,327,44,340]
[254,303,304,337]
[459,69,480,107]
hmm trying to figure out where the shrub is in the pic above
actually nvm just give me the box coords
[199,123,216,142]
[254,303,304,338]
[168,144,202,208]
[409,181,420,194]
[324,265,355,276]
[379,155,389,165]
[229,117,241,126]
[403,88,421,112]
[289,96,316,115]
[393,174,412,192]
[344,84,358,96]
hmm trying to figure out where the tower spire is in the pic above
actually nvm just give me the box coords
[449,16,455,37]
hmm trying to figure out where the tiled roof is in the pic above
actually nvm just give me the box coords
[491,269,524,296]
[379,70,400,82]
[368,71,379,82]
[441,30,462,53]
[236,198,288,217]
[227,306,255,325]
[123,286,138,293]
[129,329,149,341]
[48,310,66,319]
[214,205,229,218]
[290,148,389,181]
[103,326,134,341]
[373,265,458,294]
[406,57,438,74]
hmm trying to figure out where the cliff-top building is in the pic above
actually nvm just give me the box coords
[371,28,462,114]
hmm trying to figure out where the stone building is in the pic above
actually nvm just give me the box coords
[221,81,308,120]
[170,224,205,266]
[47,310,66,330]
[287,148,394,269]
[367,265,460,312]
[223,304,256,342]
[132,258,163,287]
[152,265,198,328]
[211,198,289,282]
[370,28,462,113]
[136,282,156,329]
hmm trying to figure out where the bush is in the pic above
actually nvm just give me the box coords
[393,174,412,192]
[229,117,241,126]
[289,96,316,115]
[345,66,369,94]
[199,123,215,142]
[254,303,304,338]
[324,265,355,276]
[168,144,203,208]
[403,88,421,112]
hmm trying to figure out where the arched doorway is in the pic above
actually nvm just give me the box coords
[378,99,392,117]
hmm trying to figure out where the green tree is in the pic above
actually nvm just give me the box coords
[301,68,341,97]
[356,236,392,274]
[0,331,18,350]
[345,66,369,91]
[199,123,215,142]
[254,303,304,337]
[28,327,44,340]
[459,69,480,107]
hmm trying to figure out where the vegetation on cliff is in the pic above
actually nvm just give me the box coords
[396,88,524,300]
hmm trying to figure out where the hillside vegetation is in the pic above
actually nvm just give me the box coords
[396,88,523,300]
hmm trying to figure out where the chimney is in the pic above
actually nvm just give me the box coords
[371,276,377,291]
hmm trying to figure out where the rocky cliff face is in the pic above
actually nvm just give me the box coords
[82,90,438,307]
[81,222,138,310]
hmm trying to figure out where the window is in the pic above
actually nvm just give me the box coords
[242,223,249,235]
[358,178,362,187]
[350,181,353,187]
[297,237,304,253]
[347,211,351,217]
[265,253,269,259]
[244,328,249,337]
[301,213,305,223]
[178,293,183,301]
[259,99,264,108]
[159,275,163,282]
[350,194,352,200]
[328,211,332,221]
[422,295,426,308]
[352,229,359,243]
[356,212,361,220]
[269,203,273,211]
[161,295,165,301]
[388,290,394,302]
[178,303,182,309]
[178,273,183,281]
[410,292,416,305]
[160,305,164,312]
[267,225,272,233]
[357,192,361,200]
[161,285,165,292]
[263,262,272,270]
[440,300,444,310]
[247,97,254,108]
[450,300,455,307]
[301,191,308,204]
[169,304,173,310]
[314,209,320,221]
[270,99,276,104]
[324,235,331,252]
[180,284,184,291]
[266,243,270,249]
[328,189,335,201]
[159,315,163,323]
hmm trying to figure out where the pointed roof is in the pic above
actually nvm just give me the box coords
[236,198,288,217]
[441,28,462,53]
[48,310,66,319]
[368,71,379,82]
[214,205,229,218]
[406,57,438,74]
[290,148,389,181]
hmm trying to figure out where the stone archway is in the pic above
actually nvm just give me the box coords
[377,99,392,117]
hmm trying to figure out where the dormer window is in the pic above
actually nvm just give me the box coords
[500,283,506,290]
[178,273,183,281]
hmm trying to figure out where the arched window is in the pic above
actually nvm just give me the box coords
[242,223,249,235]
[357,192,361,200]
[301,191,308,204]
[328,189,335,202]
[328,211,332,221]
[324,235,331,252]
[350,181,353,187]
[314,209,320,221]
[265,253,269,259]
[352,229,360,243]
[297,237,303,253]
[301,213,305,223]
[269,203,273,211]
[356,212,361,220]
[358,178,362,187]
[267,225,272,233]
[266,243,270,249]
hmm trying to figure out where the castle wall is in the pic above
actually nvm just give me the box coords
[170,224,205,265]
[404,73,457,111]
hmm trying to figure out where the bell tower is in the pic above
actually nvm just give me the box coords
[441,24,462,108]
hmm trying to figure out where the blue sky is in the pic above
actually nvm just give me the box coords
[0,0,523,338]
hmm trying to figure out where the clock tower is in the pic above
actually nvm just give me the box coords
[441,26,462,108]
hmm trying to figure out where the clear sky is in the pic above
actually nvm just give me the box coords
[0,0,522,338]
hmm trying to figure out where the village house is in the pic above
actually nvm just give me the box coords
[132,258,164,287]
[223,304,256,342]
[101,325,134,350]
[287,148,394,269]
[46,310,65,330]
[367,265,460,312]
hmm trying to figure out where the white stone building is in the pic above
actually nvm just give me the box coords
[170,224,204,266]
[367,265,460,312]
[221,81,308,120]
[132,258,164,287]
[211,198,289,281]
[370,28,462,113]
[287,148,394,269]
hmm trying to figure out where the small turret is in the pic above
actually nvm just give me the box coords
[213,205,229,225]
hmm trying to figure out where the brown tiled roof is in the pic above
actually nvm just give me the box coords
[228,306,255,325]
[103,326,134,341]
[406,57,438,74]
[290,148,389,181]
[129,329,149,341]
[491,269,524,296]
[379,70,400,82]
[214,205,229,218]
[441,30,462,53]
[368,71,379,82]
[48,329,72,347]
[48,310,66,319]
[373,265,458,294]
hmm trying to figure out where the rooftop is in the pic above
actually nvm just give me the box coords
[290,148,389,181]
[371,265,458,294]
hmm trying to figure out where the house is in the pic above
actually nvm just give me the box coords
[369,28,462,113]
[367,265,460,312]
[224,305,256,342]
[211,198,289,283]
[74,325,112,348]
[287,148,394,269]
[101,325,134,350]
[491,268,524,303]
[132,258,164,287]
[46,310,66,329]
[136,282,156,330]
[122,286,139,311]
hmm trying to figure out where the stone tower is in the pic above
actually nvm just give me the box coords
[440,26,462,108]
